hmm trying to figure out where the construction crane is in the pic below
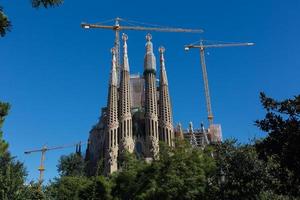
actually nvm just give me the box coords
[81,17,203,80]
[24,141,87,184]
[184,40,254,126]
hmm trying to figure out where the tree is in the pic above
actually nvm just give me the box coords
[22,182,45,200]
[0,102,10,156]
[78,176,112,200]
[45,176,91,200]
[209,140,269,200]
[31,0,64,8]
[0,102,29,200]
[112,141,216,200]
[0,7,11,37]
[0,0,63,37]
[255,92,300,196]
[57,153,85,177]
[111,151,147,200]
[0,156,28,200]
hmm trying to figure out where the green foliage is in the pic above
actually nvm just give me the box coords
[57,153,85,177]
[111,151,147,199]
[23,182,45,200]
[259,190,297,200]
[112,141,215,200]
[45,176,112,200]
[0,7,11,37]
[45,176,91,200]
[255,92,300,196]
[0,156,27,200]
[31,0,64,8]
[0,102,10,156]
[209,140,269,200]
[0,101,35,200]
[78,176,112,200]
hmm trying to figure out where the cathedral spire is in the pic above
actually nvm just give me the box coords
[159,46,168,85]
[122,33,129,71]
[158,46,174,146]
[175,123,184,140]
[118,33,134,153]
[104,48,119,175]
[144,33,156,71]
[189,122,198,147]
[110,48,118,87]
[144,34,159,159]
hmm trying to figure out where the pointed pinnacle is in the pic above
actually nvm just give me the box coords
[146,33,152,41]
[159,46,165,63]
[189,122,194,131]
[159,46,165,54]
[111,47,116,55]
[122,33,128,41]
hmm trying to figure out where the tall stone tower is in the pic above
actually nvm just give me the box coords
[158,47,174,146]
[104,48,119,175]
[118,33,134,153]
[144,34,159,159]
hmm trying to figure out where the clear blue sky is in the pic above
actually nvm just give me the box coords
[1,0,299,183]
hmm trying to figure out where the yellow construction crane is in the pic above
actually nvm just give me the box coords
[184,40,254,126]
[24,141,87,184]
[81,17,203,78]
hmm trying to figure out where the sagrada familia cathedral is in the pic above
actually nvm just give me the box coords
[85,33,222,175]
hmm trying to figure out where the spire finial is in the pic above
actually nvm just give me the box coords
[189,122,193,131]
[111,47,116,55]
[178,123,182,130]
[159,46,165,54]
[146,33,152,42]
[122,33,128,41]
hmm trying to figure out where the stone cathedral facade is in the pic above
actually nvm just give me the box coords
[85,33,175,175]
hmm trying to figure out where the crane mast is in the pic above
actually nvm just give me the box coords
[185,40,254,127]
[199,42,214,125]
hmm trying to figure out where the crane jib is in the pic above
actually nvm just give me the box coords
[81,23,203,33]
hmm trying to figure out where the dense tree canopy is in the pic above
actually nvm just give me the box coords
[255,92,300,196]
[0,102,30,200]
[208,140,269,200]
[111,142,216,200]
[31,0,64,8]
[0,102,47,200]
[57,153,85,177]
[0,102,10,155]
[0,7,10,37]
